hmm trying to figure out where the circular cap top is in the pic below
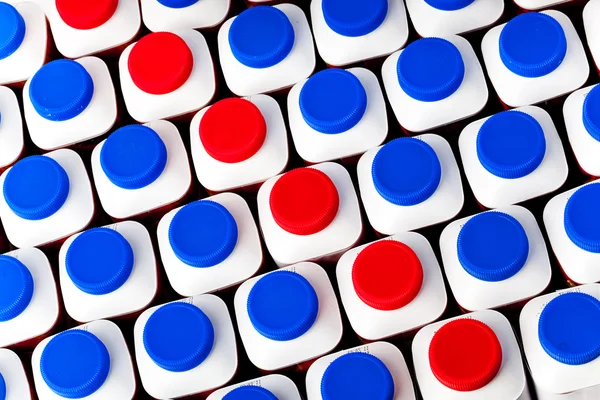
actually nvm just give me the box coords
[229,6,295,69]
[372,138,441,206]
[40,330,110,399]
[156,0,199,8]
[168,201,238,268]
[0,2,25,60]
[223,386,278,400]
[564,183,600,253]
[0,255,34,322]
[269,168,340,235]
[583,85,600,142]
[66,227,134,295]
[247,270,319,341]
[429,318,502,392]
[321,0,388,37]
[199,98,267,163]
[457,212,529,282]
[143,302,215,372]
[477,111,546,179]
[352,240,423,310]
[56,0,117,30]
[397,38,465,102]
[423,0,476,11]
[100,125,168,189]
[3,155,70,220]
[0,372,5,400]
[499,13,567,78]
[321,352,394,400]
[539,292,600,365]
[299,69,367,134]
[29,60,94,121]
[128,32,193,95]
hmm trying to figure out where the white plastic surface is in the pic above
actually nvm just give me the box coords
[31,320,136,400]
[218,4,316,96]
[382,34,488,133]
[310,0,409,67]
[59,221,158,323]
[406,0,503,36]
[584,0,600,70]
[234,262,343,371]
[287,67,388,164]
[91,120,192,220]
[515,0,573,11]
[0,2,46,86]
[413,310,531,400]
[157,192,263,297]
[208,374,302,400]
[141,0,230,32]
[257,162,363,267]
[520,284,600,399]
[0,149,95,248]
[0,248,58,348]
[357,134,464,235]
[119,29,216,123]
[134,295,238,399]
[306,342,416,400]
[481,10,589,108]
[190,94,288,193]
[439,205,551,311]
[33,0,140,58]
[0,86,23,170]
[0,349,32,400]
[336,232,447,341]
[563,84,600,176]
[459,106,568,208]
[23,56,117,151]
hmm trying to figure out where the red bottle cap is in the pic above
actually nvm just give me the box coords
[128,32,193,95]
[352,240,423,310]
[269,168,339,235]
[56,0,118,30]
[429,318,502,392]
[199,98,267,163]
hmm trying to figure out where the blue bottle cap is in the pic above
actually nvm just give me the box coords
[229,6,294,69]
[564,183,600,253]
[223,386,278,400]
[143,302,215,372]
[321,0,387,37]
[40,330,110,398]
[0,372,5,400]
[168,201,238,268]
[0,255,34,322]
[3,155,70,220]
[100,125,167,190]
[457,212,529,282]
[247,270,319,341]
[538,292,600,365]
[371,138,442,206]
[476,110,546,179]
[423,0,475,11]
[397,37,465,102]
[29,59,94,121]
[156,0,198,8]
[321,352,394,400]
[499,13,566,78]
[583,85,600,142]
[299,69,367,134]
[0,2,25,60]
[66,227,134,295]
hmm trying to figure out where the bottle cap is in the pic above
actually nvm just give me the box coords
[564,183,600,253]
[223,386,278,400]
[56,0,117,30]
[0,2,25,60]
[321,0,388,37]
[0,255,34,322]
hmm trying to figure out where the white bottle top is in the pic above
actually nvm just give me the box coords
[459,106,568,208]
[0,1,46,86]
[208,374,302,400]
[140,0,230,32]
[257,162,363,267]
[234,262,343,371]
[336,232,447,341]
[134,295,238,399]
[0,348,32,400]
[0,86,23,170]
[0,149,95,248]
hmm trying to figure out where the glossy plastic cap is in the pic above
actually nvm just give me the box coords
[0,255,34,322]
[564,183,600,253]
[223,386,278,400]
[0,2,25,60]
[56,0,117,30]
[321,0,388,37]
